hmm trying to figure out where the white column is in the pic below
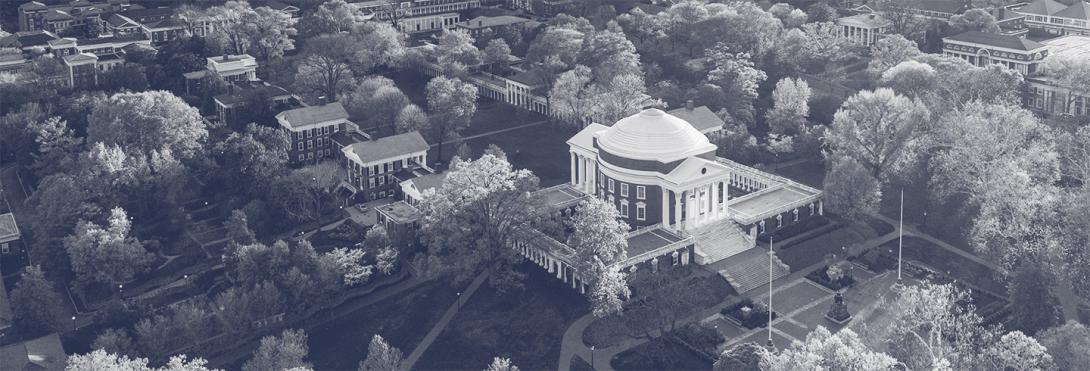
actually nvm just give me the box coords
[588,160,597,194]
[570,152,577,186]
[712,182,720,221]
[661,188,670,230]
[674,191,682,231]
[583,157,591,194]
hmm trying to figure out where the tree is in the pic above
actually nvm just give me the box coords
[823,155,882,218]
[484,357,519,371]
[312,0,360,34]
[326,247,373,286]
[425,76,477,162]
[868,34,921,76]
[225,209,257,245]
[805,2,839,23]
[879,60,937,99]
[214,123,290,196]
[587,73,659,125]
[1042,53,1090,115]
[214,281,284,332]
[1057,125,1090,183]
[394,104,429,135]
[93,328,139,358]
[10,265,67,333]
[359,334,402,371]
[705,48,767,125]
[799,22,860,70]
[207,1,258,55]
[1036,321,1090,371]
[351,21,406,74]
[295,34,356,101]
[65,207,154,287]
[32,115,82,179]
[1008,260,1063,335]
[549,65,596,126]
[827,88,928,182]
[269,161,345,222]
[714,342,762,371]
[483,38,512,75]
[568,198,631,316]
[431,29,482,75]
[0,103,47,167]
[342,80,410,134]
[243,329,310,371]
[767,78,811,135]
[67,349,221,371]
[87,91,207,160]
[420,154,541,291]
[950,8,1000,33]
[760,327,898,371]
[577,27,642,81]
[981,331,1055,371]
[877,0,928,42]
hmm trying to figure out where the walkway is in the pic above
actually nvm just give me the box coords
[401,271,489,370]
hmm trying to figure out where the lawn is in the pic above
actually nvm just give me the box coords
[776,226,869,273]
[772,159,825,189]
[429,122,578,187]
[414,263,589,371]
[879,180,974,251]
[584,267,736,348]
[881,237,1007,296]
[611,338,712,371]
[307,279,460,371]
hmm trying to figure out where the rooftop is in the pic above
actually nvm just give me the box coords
[331,130,370,147]
[666,104,725,134]
[626,228,686,258]
[0,333,67,371]
[1016,0,1069,16]
[1053,1,1090,20]
[376,200,423,225]
[277,102,349,129]
[1042,35,1090,59]
[837,13,893,28]
[214,81,292,106]
[343,131,429,165]
[0,30,58,49]
[535,183,589,210]
[406,172,447,193]
[594,108,716,163]
[944,31,1047,51]
[456,15,532,29]
[728,185,821,223]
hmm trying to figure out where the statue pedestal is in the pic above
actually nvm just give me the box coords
[825,292,852,325]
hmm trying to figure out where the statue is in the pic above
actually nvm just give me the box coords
[825,292,852,324]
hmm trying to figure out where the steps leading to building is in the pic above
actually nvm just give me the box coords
[691,220,754,265]
[705,247,791,293]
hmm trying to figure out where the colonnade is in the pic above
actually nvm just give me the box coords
[669,180,728,232]
[570,152,597,195]
[512,238,588,294]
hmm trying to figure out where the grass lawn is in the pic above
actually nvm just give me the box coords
[415,263,589,371]
[772,159,825,189]
[584,267,736,348]
[430,123,578,187]
[879,180,974,251]
[881,237,1007,296]
[777,226,869,273]
[307,279,460,371]
[611,338,712,371]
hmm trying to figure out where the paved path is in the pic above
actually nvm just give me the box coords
[431,120,549,148]
[401,271,489,370]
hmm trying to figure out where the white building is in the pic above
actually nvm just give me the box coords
[1016,0,1090,36]
[1026,35,1090,116]
[837,13,891,46]
[942,31,1049,75]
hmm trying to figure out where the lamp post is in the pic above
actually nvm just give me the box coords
[590,345,595,368]
[456,292,461,309]
[71,316,77,330]
[896,188,904,287]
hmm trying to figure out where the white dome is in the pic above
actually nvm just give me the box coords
[596,108,716,162]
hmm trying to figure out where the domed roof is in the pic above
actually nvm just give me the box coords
[597,108,716,162]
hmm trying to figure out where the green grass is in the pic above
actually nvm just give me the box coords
[415,264,589,371]
[881,237,1007,296]
[430,123,578,188]
[584,268,736,348]
[777,226,869,273]
[611,338,712,371]
[307,279,460,371]
[772,159,825,188]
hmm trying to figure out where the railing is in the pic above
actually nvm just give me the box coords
[615,229,694,268]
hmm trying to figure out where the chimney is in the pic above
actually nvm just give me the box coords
[686,99,694,111]
[222,53,229,61]
[478,20,482,27]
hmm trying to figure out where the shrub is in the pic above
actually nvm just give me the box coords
[721,298,777,329]
[806,264,856,291]
[671,323,724,357]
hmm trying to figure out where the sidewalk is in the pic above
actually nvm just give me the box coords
[401,271,489,370]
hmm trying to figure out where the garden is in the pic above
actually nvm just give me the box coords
[721,298,778,330]
[805,262,857,291]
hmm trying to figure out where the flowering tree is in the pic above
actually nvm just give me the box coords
[64,207,154,286]
[759,327,897,370]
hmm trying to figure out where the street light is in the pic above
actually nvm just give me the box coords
[590,345,595,368]
[456,292,461,309]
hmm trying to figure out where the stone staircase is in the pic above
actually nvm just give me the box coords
[706,247,791,293]
[691,220,754,265]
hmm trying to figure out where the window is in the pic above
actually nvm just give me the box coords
[373,165,380,174]
[620,200,629,217]
[608,179,614,192]
[298,154,304,161]
[620,183,629,197]
[379,176,386,186]
[297,142,303,151]
[369,177,376,188]
[384,163,389,173]
[636,202,646,221]
[379,191,386,198]
[636,186,646,200]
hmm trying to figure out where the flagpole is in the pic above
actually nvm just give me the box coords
[767,236,774,349]
[897,188,904,284]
